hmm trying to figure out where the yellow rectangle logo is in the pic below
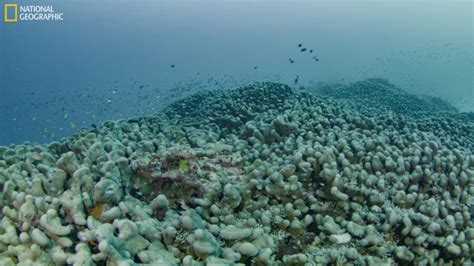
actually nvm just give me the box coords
[4,4,18,22]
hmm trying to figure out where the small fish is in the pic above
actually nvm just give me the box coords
[298,43,302,47]
[294,75,299,85]
[310,49,313,53]
[139,85,145,89]
[70,122,76,128]
[254,66,258,69]
[170,64,175,68]
[91,123,97,129]
[301,48,307,52]
[289,58,295,63]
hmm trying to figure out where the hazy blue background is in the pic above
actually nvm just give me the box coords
[1,0,472,145]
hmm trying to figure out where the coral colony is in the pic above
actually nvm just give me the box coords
[0,80,473,265]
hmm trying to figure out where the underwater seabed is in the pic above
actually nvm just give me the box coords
[0,79,473,265]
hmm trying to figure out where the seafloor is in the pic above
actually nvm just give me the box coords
[0,80,473,265]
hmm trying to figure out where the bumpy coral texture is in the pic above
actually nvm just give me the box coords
[0,81,473,265]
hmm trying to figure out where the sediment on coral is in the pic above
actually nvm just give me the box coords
[0,81,473,265]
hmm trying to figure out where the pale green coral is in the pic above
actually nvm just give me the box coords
[0,82,472,265]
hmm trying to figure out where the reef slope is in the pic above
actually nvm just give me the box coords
[0,81,473,265]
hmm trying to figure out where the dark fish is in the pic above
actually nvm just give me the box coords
[139,85,145,89]
[170,64,175,68]
[294,75,299,85]
[91,123,97,129]
[254,66,258,69]
[310,49,313,53]
[298,43,302,47]
[289,58,295,63]
[301,48,307,52]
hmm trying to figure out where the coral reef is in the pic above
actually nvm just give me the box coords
[311,78,460,116]
[0,81,473,265]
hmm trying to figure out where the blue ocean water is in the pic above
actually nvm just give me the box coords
[1,0,472,145]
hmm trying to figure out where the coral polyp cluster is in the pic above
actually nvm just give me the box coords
[0,80,473,265]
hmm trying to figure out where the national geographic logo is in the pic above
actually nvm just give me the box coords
[4,4,17,22]
[4,3,64,22]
